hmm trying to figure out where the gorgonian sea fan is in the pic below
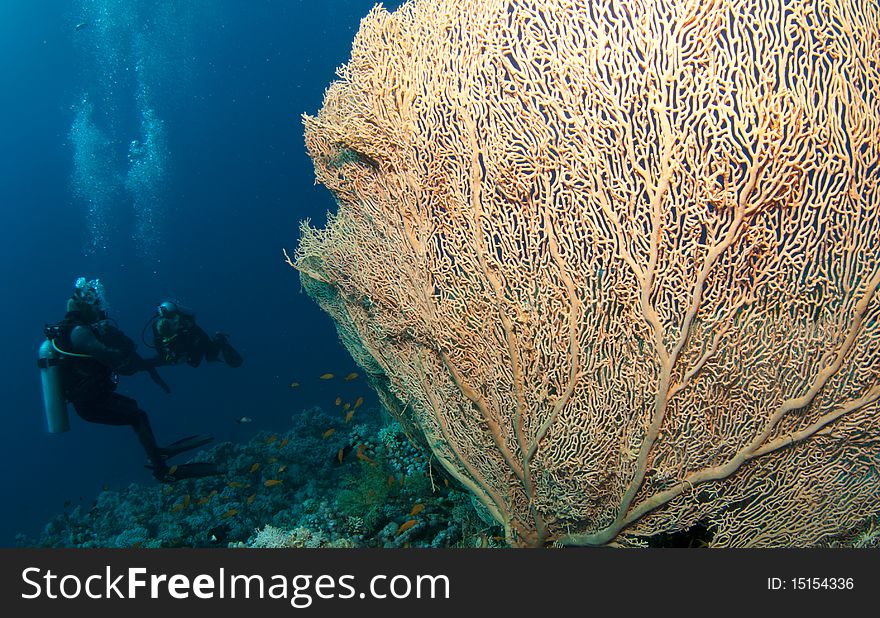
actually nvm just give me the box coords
[295,0,880,547]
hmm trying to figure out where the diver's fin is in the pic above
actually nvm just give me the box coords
[158,434,214,460]
[149,462,223,483]
[214,333,243,368]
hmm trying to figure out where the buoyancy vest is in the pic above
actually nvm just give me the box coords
[43,312,131,401]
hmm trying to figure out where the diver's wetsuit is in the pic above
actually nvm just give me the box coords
[60,313,166,473]
[153,311,243,368]
[171,323,221,366]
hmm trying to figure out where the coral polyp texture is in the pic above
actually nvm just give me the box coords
[295,0,880,547]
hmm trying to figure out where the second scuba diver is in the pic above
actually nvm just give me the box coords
[146,300,243,369]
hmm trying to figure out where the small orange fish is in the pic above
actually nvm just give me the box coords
[397,519,418,534]
[264,479,283,487]
[249,463,261,473]
[353,396,364,409]
[337,448,344,463]
[266,434,278,445]
[267,456,278,464]
[171,503,185,513]
[289,382,300,388]
[277,438,289,448]
[228,481,244,488]
[319,373,334,380]
[344,372,359,381]
[323,428,336,439]
[168,465,178,476]
[443,478,449,488]
[409,503,425,516]
[246,493,256,505]
[221,509,238,519]
[335,397,342,406]
[387,474,396,486]
[278,464,288,473]
[343,402,351,411]
[356,444,375,464]
[182,494,191,509]
[196,496,211,505]
[344,410,355,424]
[209,490,219,497]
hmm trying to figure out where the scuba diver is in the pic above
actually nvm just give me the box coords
[38,277,221,482]
[144,300,243,369]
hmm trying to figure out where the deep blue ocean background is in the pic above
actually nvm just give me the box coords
[0,0,402,546]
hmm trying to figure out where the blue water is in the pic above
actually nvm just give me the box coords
[0,0,402,546]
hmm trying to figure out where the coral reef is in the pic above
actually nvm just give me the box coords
[21,405,503,548]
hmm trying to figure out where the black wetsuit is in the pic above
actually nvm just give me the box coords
[56,312,166,472]
[153,312,243,368]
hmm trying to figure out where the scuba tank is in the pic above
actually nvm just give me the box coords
[38,338,69,433]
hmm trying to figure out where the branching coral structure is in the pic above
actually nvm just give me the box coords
[294,0,880,547]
